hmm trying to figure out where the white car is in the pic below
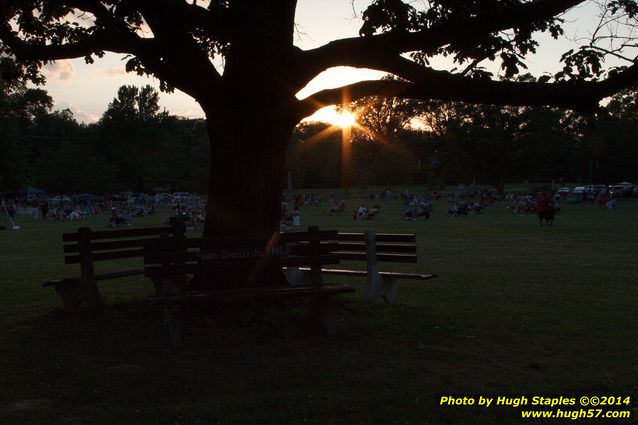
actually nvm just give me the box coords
[571,187,585,195]
[557,187,571,195]
[50,195,72,205]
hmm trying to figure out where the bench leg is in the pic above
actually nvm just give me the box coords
[54,280,104,315]
[318,295,338,336]
[365,275,399,303]
[285,267,309,287]
[54,282,82,315]
[164,306,182,350]
[364,273,382,302]
[380,278,399,304]
[83,283,105,312]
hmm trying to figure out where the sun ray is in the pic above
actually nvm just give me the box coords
[300,90,410,189]
[302,125,342,143]
[340,89,353,188]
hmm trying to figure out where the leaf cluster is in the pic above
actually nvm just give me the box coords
[361,0,565,79]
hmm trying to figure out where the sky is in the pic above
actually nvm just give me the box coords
[34,0,626,123]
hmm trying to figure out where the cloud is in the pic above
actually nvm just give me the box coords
[171,109,206,120]
[72,110,100,124]
[54,101,99,124]
[43,60,76,81]
[99,67,128,78]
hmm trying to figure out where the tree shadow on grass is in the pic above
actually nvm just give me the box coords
[2,297,630,425]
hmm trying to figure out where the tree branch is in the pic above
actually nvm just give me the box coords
[295,63,638,121]
[0,0,223,99]
[0,23,142,60]
[136,5,219,70]
[129,0,232,42]
[296,0,585,86]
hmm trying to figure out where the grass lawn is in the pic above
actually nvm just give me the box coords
[1,192,637,424]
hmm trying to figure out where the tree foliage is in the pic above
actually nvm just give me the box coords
[0,82,210,194]
[2,1,638,115]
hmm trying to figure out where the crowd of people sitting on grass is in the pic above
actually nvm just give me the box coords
[165,201,205,230]
[446,201,479,217]
[1,192,206,228]
[403,195,433,220]
[399,188,503,220]
[327,199,347,215]
[354,204,379,220]
[25,195,105,221]
[6,184,623,232]
[280,203,301,227]
[401,190,438,204]
[281,191,323,207]
[508,194,561,215]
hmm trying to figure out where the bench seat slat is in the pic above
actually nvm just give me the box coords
[42,269,145,287]
[377,271,437,280]
[335,252,418,263]
[149,284,354,305]
[145,254,341,276]
[293,267,437,280]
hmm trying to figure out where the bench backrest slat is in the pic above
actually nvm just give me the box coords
[144,248,340,265]
[334,242,416,254]
[280,230,338,243]
[62,226,179,242]
[143,230,340,284]
[66,248,147,264]
[143,238,339,261]
[63,237,170,253]
[322,231,419,264]
[63,225,184,264]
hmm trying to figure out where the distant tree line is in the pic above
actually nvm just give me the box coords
[288,85,638,191]
[1,82,209,194]
[2,81,637,195]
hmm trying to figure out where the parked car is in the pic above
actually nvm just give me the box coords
[571,186,585,195]
[173,192,193,202]
[50,195,72,205]
[557,187,571,196]
[609,184,634,197]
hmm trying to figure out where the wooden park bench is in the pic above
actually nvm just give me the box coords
[143,227,354,349]
[286,229,436,303]
[43,223,186,314]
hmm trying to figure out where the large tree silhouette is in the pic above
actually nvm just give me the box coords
[2,1,638,262]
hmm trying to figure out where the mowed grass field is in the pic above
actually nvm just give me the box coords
[1,192,637,425]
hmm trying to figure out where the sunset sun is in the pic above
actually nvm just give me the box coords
[332,111,357,128]
[307,106,358,129]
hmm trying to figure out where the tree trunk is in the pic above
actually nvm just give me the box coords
[194,103,296,289]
